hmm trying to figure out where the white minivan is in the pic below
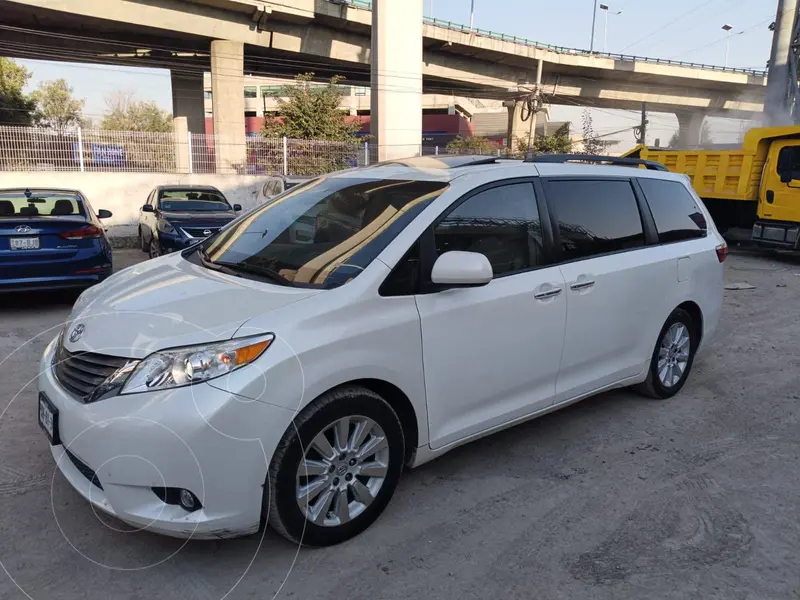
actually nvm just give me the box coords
[37,155,725,546]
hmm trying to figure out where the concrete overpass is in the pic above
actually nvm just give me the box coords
[0,0,769,159]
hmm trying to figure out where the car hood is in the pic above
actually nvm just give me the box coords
[63,253,321,359]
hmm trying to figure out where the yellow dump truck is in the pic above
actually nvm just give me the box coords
[624,126,800,249]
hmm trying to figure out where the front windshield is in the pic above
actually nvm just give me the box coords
[159,190,230,212]
[201,177,449,289]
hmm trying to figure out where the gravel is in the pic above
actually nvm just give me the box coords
[0,248,799,600]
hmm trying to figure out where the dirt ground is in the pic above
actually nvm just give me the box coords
[0,247,798,600]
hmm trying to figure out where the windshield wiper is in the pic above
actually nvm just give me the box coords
[199,249,295,287]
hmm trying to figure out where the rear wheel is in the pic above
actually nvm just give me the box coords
[266,386,405,546]
[636,308,698,399]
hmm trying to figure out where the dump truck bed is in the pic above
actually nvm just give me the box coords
[623,126,800,202]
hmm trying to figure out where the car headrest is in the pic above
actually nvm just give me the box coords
[0,200,13,216]
[20,206,39,217]
[51,199,74,215]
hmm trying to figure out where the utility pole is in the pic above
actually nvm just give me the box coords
[590,0,598,52]
[526,60,545,153]
[635,103,648,145]
[765,0,799,124]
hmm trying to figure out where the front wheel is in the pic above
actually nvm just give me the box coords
[636,308,698,399]
[148,237,161,259]
[266,386,405,546]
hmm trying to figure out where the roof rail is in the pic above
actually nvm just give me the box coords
[524,154,668,171]
[377,155,502,169]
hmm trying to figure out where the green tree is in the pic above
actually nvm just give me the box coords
[581,110,603,155]
[446,135,497,154]
[0,57,35,126]
[517,123,572,154]
[262,73,360,140]
[101,90,172,132]
[30,78,85,131]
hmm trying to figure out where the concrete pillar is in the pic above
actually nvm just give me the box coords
[505,99,527,150]
[370,0,423,161]
[173,116,190,174]
[210,40,246,173]
[675,111,706,148]
[170,72,205,135]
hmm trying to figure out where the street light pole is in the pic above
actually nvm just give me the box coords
[599,4,622,53]
[590,0,598,52]
[722,23,733,67]
[469,0,475,30]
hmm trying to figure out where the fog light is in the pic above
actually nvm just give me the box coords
[179,488,198,512]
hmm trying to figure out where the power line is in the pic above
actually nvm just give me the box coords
[618,0,720,53]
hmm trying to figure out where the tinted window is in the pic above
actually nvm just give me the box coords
[545,179,644,261]
[638,178,707,243]
[778,146,800,180]
[434,182,543,277]
[203,178,448,289]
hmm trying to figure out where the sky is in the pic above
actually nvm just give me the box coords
[16,0,777,147]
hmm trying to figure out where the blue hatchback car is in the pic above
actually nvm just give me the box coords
[0,188,113,292]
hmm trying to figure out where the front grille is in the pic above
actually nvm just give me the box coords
[64,448,103,490]
[183,227,219,238]
[54,343,131,401]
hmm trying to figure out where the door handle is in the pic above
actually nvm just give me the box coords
[766,190,775,204]
[533,287,562,300]
[570,280,595,291]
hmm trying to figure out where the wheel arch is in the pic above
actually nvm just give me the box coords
[311,378,420,467]
[675,300,703,347]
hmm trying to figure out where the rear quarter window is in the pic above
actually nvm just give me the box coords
[638,178,707,243]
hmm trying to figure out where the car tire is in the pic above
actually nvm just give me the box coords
[635,308,698,399]
[148,237,160,259]
[139,228,148,253]
[266,385,405,547]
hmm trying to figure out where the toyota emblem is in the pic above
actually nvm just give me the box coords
[15,225,32,234]
[69,324,85,343]
[203,229,212,236]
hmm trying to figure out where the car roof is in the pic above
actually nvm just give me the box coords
[157,185,223,192]
[0,188,84,196]
[322,155,685,184]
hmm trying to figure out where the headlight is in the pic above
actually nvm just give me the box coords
[120,333,274,395]
[157,220,177,235]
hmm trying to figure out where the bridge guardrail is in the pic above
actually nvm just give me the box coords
[328,0,767,77]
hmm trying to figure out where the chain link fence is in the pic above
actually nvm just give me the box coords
[0,126,382,176]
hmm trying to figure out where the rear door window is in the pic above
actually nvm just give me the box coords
[638,178,707,243]
[544,179,645,262]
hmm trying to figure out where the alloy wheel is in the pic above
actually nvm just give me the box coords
[657,322,690,388]
[295,416,389,527]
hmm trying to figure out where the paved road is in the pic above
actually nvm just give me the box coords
[1,249,799,600]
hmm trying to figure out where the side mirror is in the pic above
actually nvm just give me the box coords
[97,209,113,219]
[233,203,242,211]
[431,251,493,288]
[141,204,154,213]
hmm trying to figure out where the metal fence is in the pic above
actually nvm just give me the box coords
[0,126,378,176]
[329,0,767,77]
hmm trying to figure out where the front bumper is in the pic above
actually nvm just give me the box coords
[38,336,294,539]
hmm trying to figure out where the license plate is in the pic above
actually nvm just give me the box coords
[38,392,60,445]
[10,237,40,250]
